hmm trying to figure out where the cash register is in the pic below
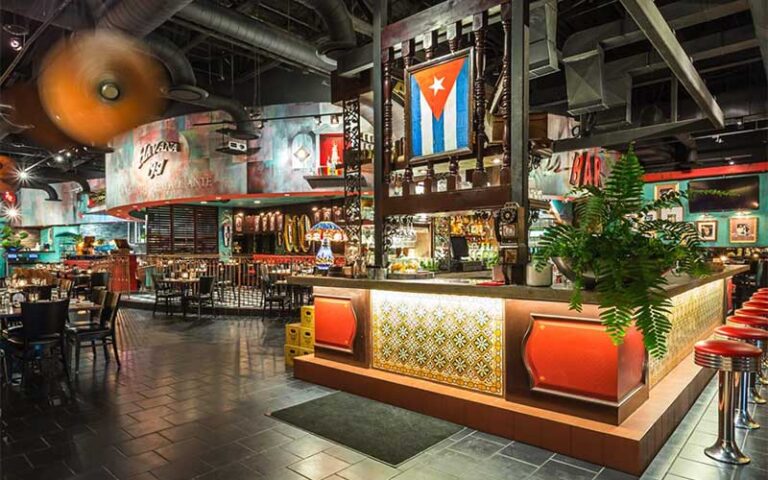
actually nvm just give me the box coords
[449,236,484,272]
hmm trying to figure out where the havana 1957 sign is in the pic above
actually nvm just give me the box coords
[137,140,181,179]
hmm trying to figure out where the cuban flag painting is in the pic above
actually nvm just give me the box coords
[408,50,473,160]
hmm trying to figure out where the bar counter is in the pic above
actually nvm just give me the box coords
[289,265,746,475]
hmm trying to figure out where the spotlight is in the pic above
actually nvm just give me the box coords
[4,206,19,220]
[9,37,22,52]
[54,154,64,162]
[330,114,340,125]
[714,135,724,144]
[314,116,322,126]
[17,170,29,181]
[65,151,72,158]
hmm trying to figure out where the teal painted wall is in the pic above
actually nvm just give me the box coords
[644,173,768,247]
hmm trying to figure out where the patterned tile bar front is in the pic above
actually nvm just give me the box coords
[371,290,504,395]
[648,279,725,386]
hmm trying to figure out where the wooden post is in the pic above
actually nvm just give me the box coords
[373,0,389,269]
[401,39,415,197]
[423,30,438,60]
[499,5,512,185]
[507,0,530,285]
[446,21,462,53]
[472,12,488,188]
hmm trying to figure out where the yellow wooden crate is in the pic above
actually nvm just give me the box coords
[298,347,314,356]
[300,306,315,329]
[300,327,315,349]
[284,345,301,367]
[285,323,301,346]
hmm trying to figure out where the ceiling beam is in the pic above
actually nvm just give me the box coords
[619,0,725,128]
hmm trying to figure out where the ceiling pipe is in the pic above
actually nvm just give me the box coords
[175,0,336,74]
[22,182,60,201]
[33,169,91,193]
[141,36,258,140]
[97,0,195,38]
[295,0,357,59]
[619,0,725,128]
[748,0,768,80]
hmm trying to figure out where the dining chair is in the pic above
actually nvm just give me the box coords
[90,272,111,292]
[188,276,216,320]
[67,291,122,374]
[151,273,181,316]
[6,299,70,388]
[59,278,75,298]
[23,285,53,301]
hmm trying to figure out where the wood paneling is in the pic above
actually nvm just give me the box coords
[146,205,219,255]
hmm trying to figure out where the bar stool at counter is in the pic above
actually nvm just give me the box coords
[728,315,768,381]
[714,325,768,429]
[694,339,763,464]
[743,300,768,310]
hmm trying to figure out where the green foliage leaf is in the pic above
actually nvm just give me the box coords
[533,145,711,359]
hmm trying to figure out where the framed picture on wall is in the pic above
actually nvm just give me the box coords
[405,48,474,162]
[643,210,659,222]
[660,206,683,223]
[695,220,718,242]
[654,183,679,200]
[729,217,758,243]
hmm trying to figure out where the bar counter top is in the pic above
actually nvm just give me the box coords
[288,264,747,303]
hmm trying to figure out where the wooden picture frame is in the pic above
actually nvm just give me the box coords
[729,217,758,243]
[405,48,474,163]
[660,206,683,223]
[654,183,679,200]
[695,220,718,242]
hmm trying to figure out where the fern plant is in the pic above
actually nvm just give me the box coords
[534,147,710,358]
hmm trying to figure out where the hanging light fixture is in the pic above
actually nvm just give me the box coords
[306,221,347,271]
[330,114,340,125]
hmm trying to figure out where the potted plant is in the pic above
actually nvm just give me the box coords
[534,147,710,358]
[0,225,27,252]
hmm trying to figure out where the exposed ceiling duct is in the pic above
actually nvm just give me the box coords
[562,0,747,116]
[33,168,91,193]
[23,181,60,201]
[748,0,768,80]
[97,0,194,38]
[176,0,336,75]
[296,0,357,59]
[142,36,257,140]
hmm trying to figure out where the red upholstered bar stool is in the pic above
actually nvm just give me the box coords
[734,307,768,320]
[729,314,768,379]
[715,325,768,429]
[743,299,768,310]
[694,339,763,464]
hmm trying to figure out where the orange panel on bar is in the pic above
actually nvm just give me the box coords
[524,317,645,403]
[314,296,357,352]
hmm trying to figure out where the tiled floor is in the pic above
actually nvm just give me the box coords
[0,308,766,480]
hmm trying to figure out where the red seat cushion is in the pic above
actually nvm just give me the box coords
[735,308,768,318]
[694,339,762,357]
[716,325,768,341]
[728,315,768,329]
[744,300,768,309]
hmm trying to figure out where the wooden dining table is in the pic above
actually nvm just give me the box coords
[0,300,102,320]
[163,278,199,319]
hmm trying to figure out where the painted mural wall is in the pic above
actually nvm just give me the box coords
[105,103,357,210]
[19,179,122,227]
[246,103,344,193]
[106,110,246,209]
[644,173,768,248]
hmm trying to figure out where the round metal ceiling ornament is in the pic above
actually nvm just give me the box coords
[38,30,168,147]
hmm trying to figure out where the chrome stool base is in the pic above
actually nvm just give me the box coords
[750,387,767,404]
[734,410,760,430]
[705,443,751,465]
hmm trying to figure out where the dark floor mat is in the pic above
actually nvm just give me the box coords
[269,391,464,466]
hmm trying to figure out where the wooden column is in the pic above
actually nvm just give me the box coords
[499,6,512,185]
[372,0,388,269]
[423,30,438,60]
[446,21,462,53]
[507,0,530,285]
[401,39,415,197]
[472,12,488,188]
